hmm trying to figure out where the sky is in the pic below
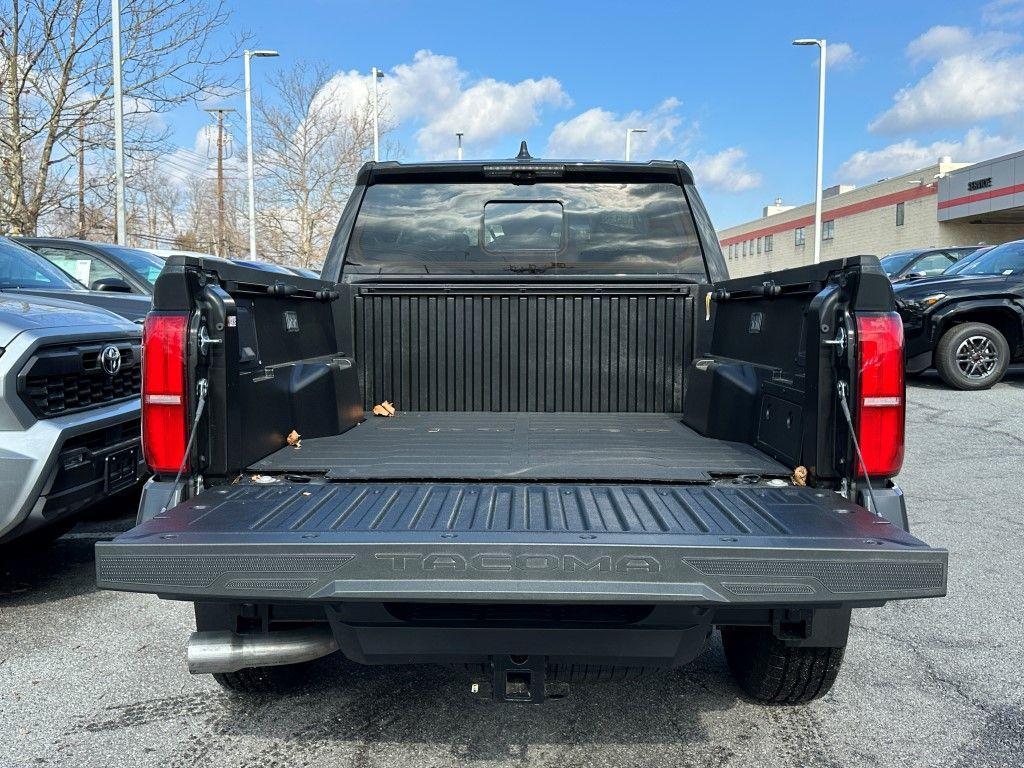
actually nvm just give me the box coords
[162,0,1024,229]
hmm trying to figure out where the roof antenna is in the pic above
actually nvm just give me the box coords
[516,140,532,160]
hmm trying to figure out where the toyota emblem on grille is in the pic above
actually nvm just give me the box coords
[100,345,122,375]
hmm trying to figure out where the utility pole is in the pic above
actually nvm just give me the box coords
[78,117,86,238]
[111,0,126,244]
[456,132,464,161]
[371,67,384,161]
[205,108,235,257]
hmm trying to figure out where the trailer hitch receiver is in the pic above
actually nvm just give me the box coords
[470,655,568,703]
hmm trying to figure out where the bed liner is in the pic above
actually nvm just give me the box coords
[249,412,790,482]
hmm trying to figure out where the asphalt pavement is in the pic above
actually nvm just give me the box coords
[2,371,1022,768]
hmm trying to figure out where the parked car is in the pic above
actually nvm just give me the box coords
[880,246,981,282]
[141,248,214,260]
[18,237,166,295]
[0,236,151,323]
[229,259,321,278]
[97,152,946,705]
[895,238,1024,389]
[942,245,994,276]
[0,237,144,544]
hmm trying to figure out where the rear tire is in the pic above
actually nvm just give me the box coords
[721,626,845,705]
[935,322,1010,390]
[212,663,310,694]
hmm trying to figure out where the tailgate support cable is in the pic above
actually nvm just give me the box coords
[835,380,880,516]
[161,378,209,514]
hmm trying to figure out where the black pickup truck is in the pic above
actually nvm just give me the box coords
[96,151,947,704]
[895,238,1024,390]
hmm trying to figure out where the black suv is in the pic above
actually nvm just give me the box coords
[895,239,1024,389]
[880,246,981,282]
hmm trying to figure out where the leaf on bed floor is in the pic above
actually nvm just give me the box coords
[287,429,302,448]
[372,401,397,417]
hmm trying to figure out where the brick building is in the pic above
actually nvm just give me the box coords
[717,149,1024,278]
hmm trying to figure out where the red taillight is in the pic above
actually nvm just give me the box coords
[856,312,905,477]
[142,312,189,475]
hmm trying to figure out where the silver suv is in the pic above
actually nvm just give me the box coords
[0,238,144,543]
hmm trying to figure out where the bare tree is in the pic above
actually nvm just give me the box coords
[172,170,244,255]
[252,62,389,268]
[0,0,244,235]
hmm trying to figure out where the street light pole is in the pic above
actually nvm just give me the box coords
[244,49,279,260]
[111,0,126,244]
[793,38,826,264]
[624,128,647,161]
[456,132,464,161]
[371,67,384,161]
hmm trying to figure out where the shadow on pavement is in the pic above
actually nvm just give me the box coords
[0,503,135,607]
[907,366,1024,391]
[161,639,746,762]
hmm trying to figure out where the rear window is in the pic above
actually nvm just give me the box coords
[345,182,705,275]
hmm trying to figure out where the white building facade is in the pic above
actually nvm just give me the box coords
[717,151,1024,278]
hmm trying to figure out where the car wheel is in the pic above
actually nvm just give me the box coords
[721,626,845,705]
[935,322,1010,390]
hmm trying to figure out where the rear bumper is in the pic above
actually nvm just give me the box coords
[96,481,947,607]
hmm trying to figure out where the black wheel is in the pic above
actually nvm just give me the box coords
[721,626,845,705]
[212,663,310,694]
[935,322,1010,390]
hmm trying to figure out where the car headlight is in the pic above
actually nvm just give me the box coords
[902,292,946,311]
[918,292,946,307]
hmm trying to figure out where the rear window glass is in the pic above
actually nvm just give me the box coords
[345,182,705,275]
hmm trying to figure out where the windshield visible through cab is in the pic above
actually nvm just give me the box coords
[0,237,86,291]
[345,181,705,275]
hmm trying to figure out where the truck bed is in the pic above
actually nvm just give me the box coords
[96,480,947,606]
[248,412,789,482]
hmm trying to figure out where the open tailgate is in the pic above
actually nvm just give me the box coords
[96,481,947,606]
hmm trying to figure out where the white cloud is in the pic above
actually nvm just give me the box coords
[415,75,569,158]
[544,98,687,159]
[316,50,570,158]
[836,128,1021,182]
[689,148,762,193]
[826,42,859,69]
[869,52,1024,133]
[905,25,1017,63]
[983,0,1024,26]
[545,100,759,193]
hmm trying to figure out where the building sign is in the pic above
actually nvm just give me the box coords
[967,177,993,192]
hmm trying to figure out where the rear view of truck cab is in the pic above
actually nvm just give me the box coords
[97,150,946,704]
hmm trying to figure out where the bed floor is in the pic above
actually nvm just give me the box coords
[249,412,789,483]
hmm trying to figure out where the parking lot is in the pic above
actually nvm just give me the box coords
[1,373,1022,768]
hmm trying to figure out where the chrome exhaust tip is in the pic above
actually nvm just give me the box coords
[187,627,339,674]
